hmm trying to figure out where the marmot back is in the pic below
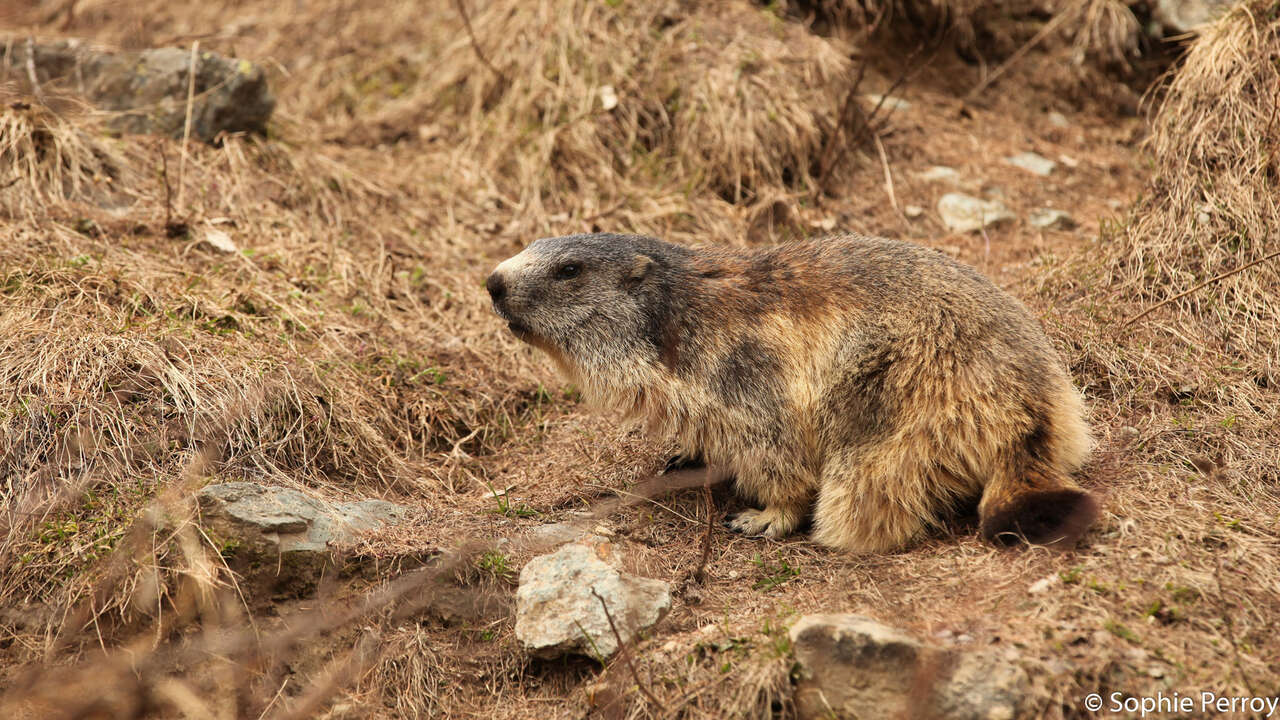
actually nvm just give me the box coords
[486,232,1097,552]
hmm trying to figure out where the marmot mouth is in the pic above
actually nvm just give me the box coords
[492,303,531,338]
[506,320,532,338]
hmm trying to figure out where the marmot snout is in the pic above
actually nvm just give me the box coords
[487,232,1097,552]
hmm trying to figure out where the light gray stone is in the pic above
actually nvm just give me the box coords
[530,522,586,546]
[200,227,238,253]
[1028,209,1077,231]
[528,521,611,549]
[3,39,274,142]
[938,651,1028,720]
[516,539,671,659]
[1154,0,1238,33]
[904,204,925,219]
[937,193,1015,233]
[1047,111,1070,129]
[1005,152,1056,177]
[790,614,1029,720]
[198,482,406,595]
[917,165,960,183]
[864,93,910,112]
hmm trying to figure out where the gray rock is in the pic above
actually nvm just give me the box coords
[937,193,1015,233]
[938,652,1028,720]
[199,482,406,595]
[1028,209,1077,231]
[864,93,910,112]
[1154,0,1237,33]
[529,522,587,546]
[1047,111,1070,129]
[4,39,274,142]
[516,539,671,659]
[528,521,612,549]
[1005,152,1056,177]
[790,614,1028,720]
[917,165,960,184]
[904,204,925,219]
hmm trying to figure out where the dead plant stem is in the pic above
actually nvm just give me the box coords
[452,0,506,83]
[590,586,663,709]
[177,41,199,217]
[1125,248,1280,326]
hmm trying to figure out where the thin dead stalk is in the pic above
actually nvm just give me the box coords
[873,133,899,215]
[155,140,182,236]
[1124,248,1280,326]
[23,37,42,101]
[176,40,199,216]
[452,0,506,83]
[693,477,714,584]
[965,11,1071,102]
[590,586,663,709]
[815,54,871,186]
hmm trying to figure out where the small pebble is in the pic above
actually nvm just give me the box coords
[864,93,910,112]
[917,165,960,183]
[1006,151,1056,177]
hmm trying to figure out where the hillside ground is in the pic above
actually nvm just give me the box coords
[1,1,1277,718]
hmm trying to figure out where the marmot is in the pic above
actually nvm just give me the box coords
[486,232,1097,552]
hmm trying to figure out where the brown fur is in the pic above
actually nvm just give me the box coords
[488,233,1097,552]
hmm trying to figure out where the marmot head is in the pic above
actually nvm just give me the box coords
[486,234,685,368]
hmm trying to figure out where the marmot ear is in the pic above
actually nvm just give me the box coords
[625,254,653,287]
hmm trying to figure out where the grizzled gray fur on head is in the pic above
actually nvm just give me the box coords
[487,231,1098,554]
[486,233,693,370]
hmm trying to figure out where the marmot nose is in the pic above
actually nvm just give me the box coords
[486,272,507,303]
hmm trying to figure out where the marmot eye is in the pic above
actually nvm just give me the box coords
[555,263,581,280]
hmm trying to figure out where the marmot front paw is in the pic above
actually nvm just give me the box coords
[725,508,798,539]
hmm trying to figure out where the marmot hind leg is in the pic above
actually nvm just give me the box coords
[809,447,940,553]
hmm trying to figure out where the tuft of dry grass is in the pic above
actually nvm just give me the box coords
[779,0,1142,64]
[1066,0,1143,70]
[0,89,127,217]
[1114,0,1280,341]
[412,0,856,215]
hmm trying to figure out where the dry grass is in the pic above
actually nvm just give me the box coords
[1067,0,1143,69]
[0,0,1277,718]
[0,90,126,215]
[779,0,1143,67]
[1115,0,1280,341]
[1023,0,1280,708]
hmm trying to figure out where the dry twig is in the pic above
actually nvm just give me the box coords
[452,0,506,83]
[177,41,199,216]
[965,11,1071,102]
[1124,248,1280,326]
[590,586,662,709]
